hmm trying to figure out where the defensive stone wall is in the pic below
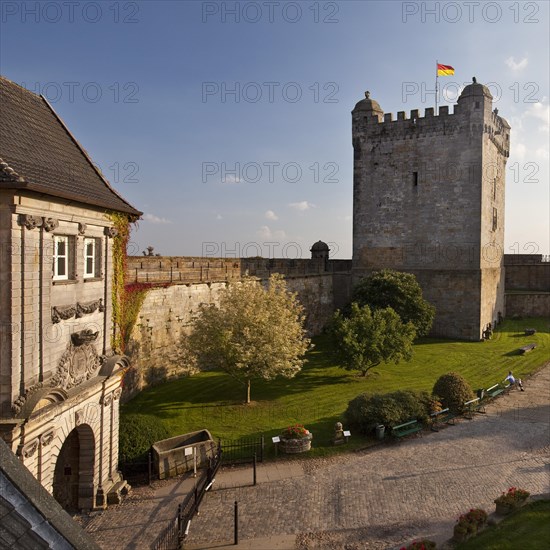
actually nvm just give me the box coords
[506,264,550,292]
[123,269,346,398]
[505,293,550,318]
[503,254,550,318]
[126,256,350,284]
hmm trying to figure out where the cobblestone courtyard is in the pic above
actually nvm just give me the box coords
[80,366,550,549]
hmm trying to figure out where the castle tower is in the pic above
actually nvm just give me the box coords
[352,80,510,340]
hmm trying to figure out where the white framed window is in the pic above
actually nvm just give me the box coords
[53,236,69,280]
[84,237,100,278]
[83,237,102,279]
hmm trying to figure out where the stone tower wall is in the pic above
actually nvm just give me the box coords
[352,86,510,340]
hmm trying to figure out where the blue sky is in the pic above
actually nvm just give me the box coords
[1,0,548,257]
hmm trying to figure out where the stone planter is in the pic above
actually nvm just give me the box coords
[279,433,313,454]
[152,429,217,479]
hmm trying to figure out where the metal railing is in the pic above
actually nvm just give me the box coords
[152,449,222,550]
[220,435,265,465]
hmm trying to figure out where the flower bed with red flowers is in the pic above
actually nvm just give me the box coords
[494,487,530,506]
[400,539,436,550]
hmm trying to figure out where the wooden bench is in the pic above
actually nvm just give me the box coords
[486,383,505,399]
[392,419,423,439]
[519,343,536,354]
[464,397,485,419]
[430,408,457,431]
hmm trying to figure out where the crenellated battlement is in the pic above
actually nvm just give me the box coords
[353,104,465,143]
[353,102,509,155]
[380,104,457,123]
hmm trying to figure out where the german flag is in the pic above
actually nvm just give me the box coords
[437,64,455,76]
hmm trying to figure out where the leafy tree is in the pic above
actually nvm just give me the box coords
[330,303,416,377]
[352,269,435,337]
[181,274,310,404]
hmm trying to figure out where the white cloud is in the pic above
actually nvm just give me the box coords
[514,142,527,160]
[265,210,278,220]
[257,225,286,240]
[535,147,549,160]
[289,201,315,211]
[505,56,528,71]
[143,213,172,224]
[223,174,241,184]
[216,214,223,220]
[526,101,550,132]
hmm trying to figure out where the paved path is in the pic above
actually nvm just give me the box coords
[81,366,550,549]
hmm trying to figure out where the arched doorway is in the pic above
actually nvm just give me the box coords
[52,424,95,511]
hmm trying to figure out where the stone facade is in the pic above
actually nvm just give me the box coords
[0,75,140,512]
[0,192,129,510]
[351,82,510,340]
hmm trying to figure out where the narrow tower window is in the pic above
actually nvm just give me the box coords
[413,171,418,186]
[492,208,498,231]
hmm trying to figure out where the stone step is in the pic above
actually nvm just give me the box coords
[106,480,131,505]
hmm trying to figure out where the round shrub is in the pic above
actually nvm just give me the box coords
[119,413,170,463]
[345,390,432,433]
[433,372,474,413]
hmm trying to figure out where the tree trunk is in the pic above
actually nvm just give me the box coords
[246,379,251,404]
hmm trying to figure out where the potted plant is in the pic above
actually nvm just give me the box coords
[452,508,487,542]
[494,487,530,515]
[278,424,313,454]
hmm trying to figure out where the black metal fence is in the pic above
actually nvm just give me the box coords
[152,450,222,550]
[219,435,264,464]
[119,452,155,486]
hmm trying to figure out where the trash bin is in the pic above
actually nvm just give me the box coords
[476,388,485,399]
[375,425,385,440]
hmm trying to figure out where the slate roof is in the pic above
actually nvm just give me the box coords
[0,76,141,216]
[0,439,101,549]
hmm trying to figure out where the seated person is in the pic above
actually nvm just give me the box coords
[504,371,524,391]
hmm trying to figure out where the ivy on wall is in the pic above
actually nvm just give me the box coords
[109,212,131,353]
[108,212,170,354]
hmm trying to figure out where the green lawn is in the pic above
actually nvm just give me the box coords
[456,500,550,549]
[121,317,549,456]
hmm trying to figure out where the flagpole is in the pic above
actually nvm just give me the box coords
[434,59,439,116]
